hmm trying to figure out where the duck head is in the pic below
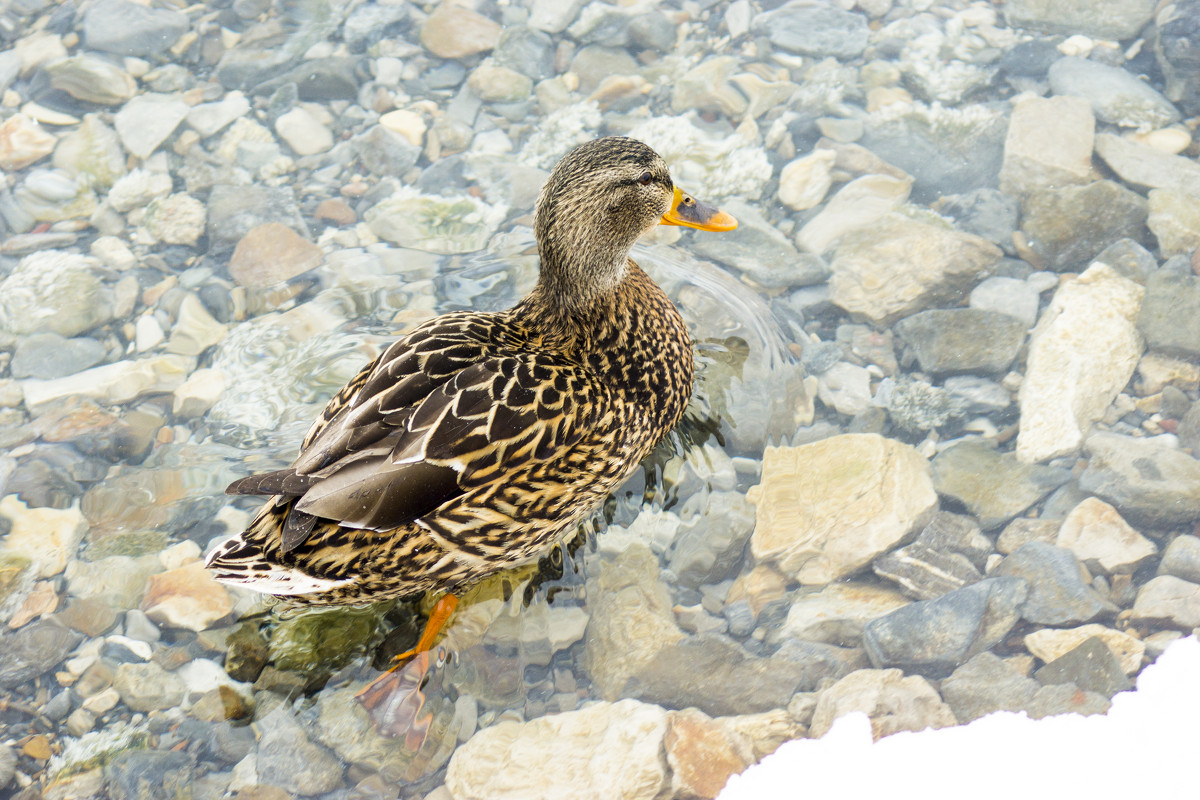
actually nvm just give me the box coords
[534,136,736,309]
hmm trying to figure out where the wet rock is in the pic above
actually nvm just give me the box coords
[45,54,137,105]
[693,201,828,291]
[796,175,912,256]
[1020,180,1148,272]
[932,441,1069,530]
[934,189,1020,255]
[257,706,344,797]
[1094,238,1158,285]
[1159,535,1200,583]
[65,554,160,608]
[1024,624,1144,674]
[668,491,755,589]
[772,639,867,691]
[447,699,668,800]
[993,542,1117,625]
[1095,133,1200,201]
[1027,682,1111,719]
[1004,0,1154,39]
[492,26,555,80]
[968,276,1040,327]
[999,94,1095,196]
[1054,497,1156,574]
[83,0,187,57]
[872,542,983,600]
[940,652,1040,723]
[144,193,207,246]
[861,577,1027,676]
[748,435,937,584]
[1048,57,1180,130]
[21,354,193,411]
[420,4,501,59]
[914,512,993,570]
[366,187,506,254]
[1138,267,1200,361]
[0,251,111,338]
[1130,575,1200,629]
[274,107,333,156]
[0,494,87,577]
[809,669,955,739]
[268,605,384,679]
[206,184,307,254]
[58,597,118,636]
[0,744,13,791]
[227,222,323,288]
[815,362,872,416]
[114,661,185,711]
[1148,189,1200,257]
[895,309,1026,375]
[1079,431,1200,528]
[1034,637,1131,698]
[108,168,171,213]
[777,149,836,211]
[773,582,910,647]
[753,4,869,59]
[876,377,968,432]
[0,113,55,170]
[187,91,250,138]
[1017,264,1144,463]
[223,623,269,683]
[114,93,189,159]
[141,561,234,633]
[665,709,752,800]
[11,333,107,380]
[467,60,533,103]
[0,620,81,688]
[828,215,1002,326]
[106,750,194,800]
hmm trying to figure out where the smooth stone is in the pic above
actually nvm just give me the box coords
[467,60,533,103]
[753,4,869,58]
[872,542,983,601]
[777,149,836,211]
[113,660,185,712]
[933,189,1020,254]
[83,0,187,56]
[809,669,955,739]
[11,333,106,380]
[420,4,501,59]
[1004,0,1154,40]
[446,699,669,800]
[105,750,194,800]
[1147,189,1200,257]
[529,0,586,34]
[141,561,234,632]
[669,55,746,118]
[1095,133,1200,201]
[1017,264,1144,463]
[0,113,56,170]
[0,620,81,689]
[172,367,227,419]
[861,577,1028,676]
[932,441,1070,530]
[667,491,755,589]
[1024,624,1145,675]
[1093,238,1158,285]
[21,354,193,411]
[968,276,1040,327]
[941,652,1040,724]
[1048,56,1181,129]
[144,192,207,246]
[52,114,125,190]
[205,184,307,254]
[0,494,87,578]
[228,223,323,288]
[492,26,555,80]
[0,251,110,338]
[748,435,938,584]
[1159,535,1200,583]
[993,542,1117,626]
[1054,497,1156,574]
[164,294,226,356]
[365,187,506,254]
[378,110,425,148]
[256,706,344,796]
[1034,637,1132,698]
[274,107,333,156]
[114,93,189,159]
[45,55,136,105]
[1130,575,1200,629]
[65,554,160,608]
[796,175,912,255]
[693,200,828,290]
[895,309,1026,375]
[772,640,868,691]
[774,582,910,647]
[187,91,250,138]
[815,362,872,416]
[999,94,1095,196]
[1080,431,1200,528]
[1138,268,1200,361]
[1020,180,1148,272]
[108,168,171,213]
[827,215,1002,326]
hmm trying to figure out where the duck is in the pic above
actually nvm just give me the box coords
[205,136,736,717]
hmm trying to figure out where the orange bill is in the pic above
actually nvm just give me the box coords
[660,186,738,231]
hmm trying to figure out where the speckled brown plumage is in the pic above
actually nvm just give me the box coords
[205,137,732,606]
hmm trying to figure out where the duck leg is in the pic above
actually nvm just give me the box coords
[354,593,458,741]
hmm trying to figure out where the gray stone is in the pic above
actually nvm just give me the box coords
[932,440,1070,530]
[205,184,307,254]
[1048,57,1181,129]
[1139,268,1200,361]
[1034,637,1132,698]
[1027,683,1111,719]
[877,377,969,432]
[569,45,638,94]
[114,93,189,159]
[0,620,82,689]
[343,2,409,52]
[84,0,188,57]
[895,309,1026,375]
[915,511,994,570]
[941,652,1040,723]
[0,251,112,338]
[934,189,1020,254]
[44,55,137,105]
[873,542,983,600]
[754,4,869,59]
[968,277,1040,327]
[1080,431,1200,529]
[993,542,1118,626]
[861,577,1027,677]
[1093,238,1158,285]
[351,125,421,178]
[668,492,755,589]
[1159,535,1200,583]
[942,376,1013,415]
[998,94,1095,197]
[772,639,868,691]
[257,706,344,796]
[694,201,829,290]
[1130,575,1200,629]
[493,26,556,80]
[106,750,195,800]
[114,662,185,712]
[11,333,107,380]
[1095,133,1200,202]
[1148,189,1200,258]
[1004,0,1155,40]
[0,743,14,791]
[1021,180,1148,272]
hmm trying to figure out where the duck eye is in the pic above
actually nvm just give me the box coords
[637,171,653,186]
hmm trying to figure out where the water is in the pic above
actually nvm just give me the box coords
[1,0,1198,797]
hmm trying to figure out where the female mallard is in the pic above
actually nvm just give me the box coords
[206,136,735,689]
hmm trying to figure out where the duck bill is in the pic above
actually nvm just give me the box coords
[660,186,738,231]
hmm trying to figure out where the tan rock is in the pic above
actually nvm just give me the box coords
[1148,188,1200,258]
[1136,352,1200,394]
[228,223,323,287]
[999,94,1095,196]
[0,113,56,170]
[0,495,87,577]
[378,109,426,148]
[777,149,836,211]
[666,709,750,800]
[166,293,227,356]
[21,354,194,411]
[1024,624,1145,674]
[797,174,912,255]
[141,561,233,632]
[1017,263,1144,463]
[420,3,501,59]
[748,435,937,584]
[773,582,910,645]
[1055,497,1156,574]
[810,668,955,739]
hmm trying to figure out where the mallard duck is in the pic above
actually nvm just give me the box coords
[205,136,736,702]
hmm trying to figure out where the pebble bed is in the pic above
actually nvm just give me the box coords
[1,0,1200,798]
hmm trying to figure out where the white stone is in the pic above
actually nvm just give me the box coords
[777,149,836,211]
[1130,576,1200,629]
[998,94,1095,196]
[773,582,910,645]
[379,109,426,148]
[172,367,227,418]
[796,174,912,254]
[135,314,165,352]
[1017,263,1144,463]
[21,354,194,411]
[810,669,955,739]
[186,91,250,138]
[90,235,136,270]
[0,250,110,337]
[1054,497,1156,574]
[445,699,669,800]
[107,168,172,213]
[1023,624,1145,674]
[166,293,226,356]
[969,276,1040,327]
[144,192,206,246]
[0,495,87,577]
[748,435,938,584]
[529,0,587,33]
[816,362,872,416]
[275,106,333,156]
[114,93,189,159]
